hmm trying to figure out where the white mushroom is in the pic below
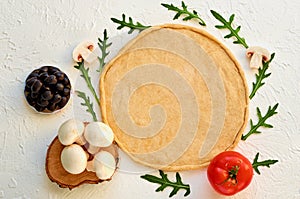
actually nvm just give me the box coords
[246,46,271,69]
[58,119,86,146]
[84,122,114,154]
[93,151,116,180]
[72,41,98,64]
[61,144,88,174]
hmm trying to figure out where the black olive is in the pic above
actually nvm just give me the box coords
[37,98,49,107]
[34,105,45,112]
[45,75,57,85]
[62,77,69,85]
[41,90,53,101]
[39,66,48,73]
[48,67,59,74]
[47,103,57,112]
[28,71,39,79]
[31,80,43,93]
[42,85,50,91]
[39,72,49,81]
[56,83,64,91]
[25,95,36,106]
[24,86,31,92]
[31,69,40,75]
[30,92,39,99]
[58,96,67,107]
[63,88,70,96]
[28,99,36,106]
[26,77,37,88]
[25,85,31,92]
[54,71,65,81]
[50,76,57,84]
[51,94,62,104]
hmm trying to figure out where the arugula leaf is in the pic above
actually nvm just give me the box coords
[161,1,206,26]
[76,90,98,122]
[97,29,112,73]
[211,10,248,48]
[74,61,100,105]
[252,153,278,175]
[111,14,151,34]
[249,53,275,99]
[141,170,190,197]
[242,103,279,141]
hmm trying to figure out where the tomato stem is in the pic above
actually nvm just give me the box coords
[228,166,239,184]
[229,166,239,178]
[219,165,239,185]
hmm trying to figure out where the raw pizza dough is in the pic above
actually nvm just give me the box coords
[99,24,249,171]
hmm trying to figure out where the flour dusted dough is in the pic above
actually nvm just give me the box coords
[99,24,249,171]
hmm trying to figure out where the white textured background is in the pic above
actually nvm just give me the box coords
[0,0,299,198]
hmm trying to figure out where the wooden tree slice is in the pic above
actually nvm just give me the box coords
[45,136,118,189]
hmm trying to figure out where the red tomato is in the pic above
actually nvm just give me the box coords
[207,151,253,196]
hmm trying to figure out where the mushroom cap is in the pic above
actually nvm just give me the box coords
[246,46,271,61]
[94,151,116,180]
[84,122,114,147]
[58,119,85,146]
[61,144,88,174]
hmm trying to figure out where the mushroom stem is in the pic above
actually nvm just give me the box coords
[75,135,87,146]
[87,144,101,155]
[80,47,98,64]
[249,53,263,69]
[86,159,95,172]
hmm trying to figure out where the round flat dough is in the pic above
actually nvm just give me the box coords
[99,24,249,171]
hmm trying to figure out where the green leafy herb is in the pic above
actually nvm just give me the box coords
[242,103,279,141]
[252,153,278,175]
[211,10,248,48]
[141,170,190,198]
[74,61,100,105]
[249,53,275,99]
[111,14,151,34]
[97,29,112,73]
[161,1,206,26]
[76,90,98,122]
